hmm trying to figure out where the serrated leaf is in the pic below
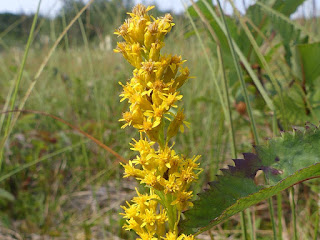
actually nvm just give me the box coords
[255,1,317,66]
[180,124,320,235]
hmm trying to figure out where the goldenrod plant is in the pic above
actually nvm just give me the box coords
[114,4,202,240]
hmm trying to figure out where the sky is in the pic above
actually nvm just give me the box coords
[0,0,319,18]
[0,0,186,17]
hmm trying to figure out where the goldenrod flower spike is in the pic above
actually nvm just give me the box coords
[115,4,202,239]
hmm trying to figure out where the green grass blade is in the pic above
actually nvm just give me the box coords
[0,0,42,169]
[290,187,298,240]
[73,2,103,141]
[0,141,86,182]
[229,0,286,129]
[201,0,274,115]
[61,8,70,51]
[0,188,15,201]
[183,1,228,118]
[0,15,26,40]
[217,42,249,239]
[215,0,259,144]
[0,78,16,134]
[313,201,319,240]
[277,192,283,240]
[0,0,95,158]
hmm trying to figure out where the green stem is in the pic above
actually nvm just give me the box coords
[277,192,283,240]
[215,1,256,239]
[166,194,177,232]
[313,198,319,240]
[215,0,259,145]
[267,197,277,240]
[246,208,255,240]
[240,211,249,240]
[229,0,287,130]
[217,30,249,240]
[216,47,236,159]
[61,8,70,51]
[273,113,282,240]
[0,0,41,170]
[216,28,248,240]
[290,187,298,240]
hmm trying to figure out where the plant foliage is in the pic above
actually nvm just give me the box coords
[180,124,320,235]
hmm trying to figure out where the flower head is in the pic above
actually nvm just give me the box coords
[116,4,202,239]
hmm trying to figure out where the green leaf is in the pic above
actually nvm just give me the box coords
[255,1,318,66]
[0,188,15,201]
[273,84,309,124]
[180,124,320,235]
[188,1,232,55]
[272,0,306,16]
[296,42,320,85]
[187,1,215,19]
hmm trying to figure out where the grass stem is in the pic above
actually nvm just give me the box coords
[215,0,259,144]
[0,0,41,170]
[290,187,298,240]
[313,198,319,240]
[277,192,283,240]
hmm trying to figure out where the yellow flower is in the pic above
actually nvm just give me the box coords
[163,231,177,240]
[130,136,155,155]
[173,67,190,89]
[121,161,144,178]
[119,110,144,129]
[163,55,184,83]
[167,109,190,140]
[144,21,160,50]
[171,191,193,211]
[121,201,138,219]
[156,145,179,174]
[141,208,157,227]
[137,232,158,240]
[116,4,201,239]
[178,234,196,240]
[123,218,141,232]
[182,155,202,172]
[158,14,175,35]
[160,174,182,194]
[160,92,183,110]
[149,41,164,61]
[162,233,196,240]
[179,166,198,185]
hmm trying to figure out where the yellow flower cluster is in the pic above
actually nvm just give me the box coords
[123,137,201,211]
[115,5,190,142]
[115,4,202,240]
[121,189,167,238]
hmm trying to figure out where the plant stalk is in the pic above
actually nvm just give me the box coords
[290,187,298,240]
[216,36,249,240]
